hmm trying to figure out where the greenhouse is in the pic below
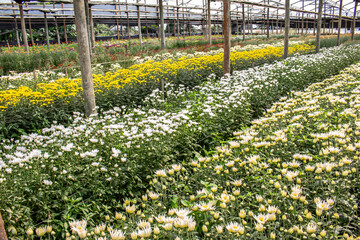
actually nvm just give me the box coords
[0,0,360,239]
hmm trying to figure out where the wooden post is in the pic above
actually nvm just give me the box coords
[126,0,130,41]
[313,0,317,36]
[316,0,323,52]
[176,0,180,39]
[266,0,269,38]
[53,3,61,45]
[322,2,326,34]
[223,0,231,75]
[276,5,279,34]
[301,0,304,35]
[18,3,29,52]
[73,0,96,116]
[159,0,165,49]
[44,11,50,50]
[337,0,343,45]
[242,3,245,41]
[207,0,212,44]
[26,2,35,46]
[89,5,95,47]
[0,211,7,240]
[13,17,20,47]
[284,0,290,59]
[115,1,120,40]
[137,0,142,43]
[62,3,68,44]
[351,0,358,41]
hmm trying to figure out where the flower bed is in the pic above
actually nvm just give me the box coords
[0,43,314,139]
[0,45,360,238]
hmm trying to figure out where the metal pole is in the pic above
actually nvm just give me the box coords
[73,0,96,117]
[351,0,358,41]
[337,0,343,45]
[316,0,323,52]
[18,3,29,52]
[223,0,231,75]
[284,0,290,59]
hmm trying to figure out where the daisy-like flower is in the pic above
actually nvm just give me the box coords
[197,201,216,212]
[35,227,47,237]
[155,170,167,177]
[110,229,126,240]
[137,220,151,229]
[172,164,182,171]
[231,179,242,186]
[306,222,317,234]
[219,193,230,203]
[137,227,151,238]
[174,208,191,219]
[226,222,244,234]
[267,205,279,214]
[148,192,160,200]
[254,214,269,224]
[125,205,136,214]
[256,195,263,202]
[290,185,302,200]
[284,170,299,181]
[155,214,167,223]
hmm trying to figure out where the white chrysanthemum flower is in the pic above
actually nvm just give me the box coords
[110,229,126,240]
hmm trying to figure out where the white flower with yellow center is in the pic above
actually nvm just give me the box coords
[148,192,160,200]
[254,214,269,224]
[197,201,215,212]
[174,208,191,219]
[306,222,317,234]
[110,229,126,240]
[137,220,151,229]
[220,193,231,203]
[125,205,136,214]
[290,185,302,200]
[226,222,244,234]
[155,169,167,177]
[137,227,151,238]
[172,164,182,171]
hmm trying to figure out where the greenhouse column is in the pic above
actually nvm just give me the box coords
[284,0,290,59]
[316,0,323,53]
[337,0,343,46]
[351,0,358,41]
[0,211,7,240]
[242,3,245,41]
[266,0,269,38]
[44,11,50,50]
[18,3,29,52]
[223,0,231,75]
[207,0,211,44]
[159,0,166,49]
[88,4,95,48]
[137,0,143,44]
[73,0,96,117]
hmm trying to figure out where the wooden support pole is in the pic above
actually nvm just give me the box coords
[276,5,279,34]
[182,0,185,41]
[301,0,304,35]
[159,0,165,49]
[242,3,245,41]
[0,211,7,240]
[316,0,323,52]
[115,2,120,40]
[73,0,96,117]
[13,16,20,47]
[351,0,358,41]
[44,11,50,50]
[284,0,290,59]
[18,3,29,52]
[177,0,180,39]
[62,3,68,44]
[53,2,61,45]
[322,2,326,34]
[207,0,212,44]
[88,3,95,49]
[223,0,231,75]
[266,0,269,38]
[28,17,34,46]
[337,0,343,45]
[137,0,142,43]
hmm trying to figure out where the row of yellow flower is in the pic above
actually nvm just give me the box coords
[0,44,314,110]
